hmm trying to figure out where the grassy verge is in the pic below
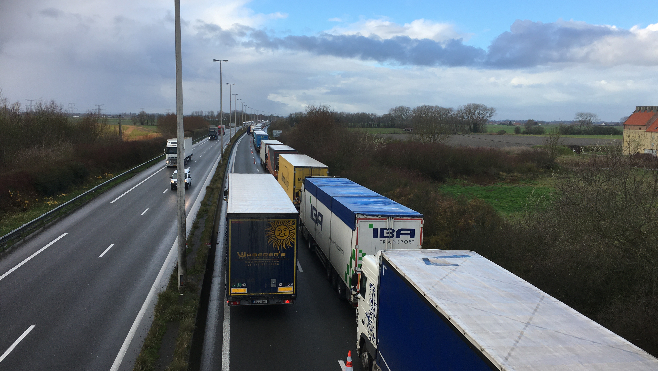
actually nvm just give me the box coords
[133,128,244,371]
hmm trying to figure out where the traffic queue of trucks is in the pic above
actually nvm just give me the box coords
[224,127,658,370]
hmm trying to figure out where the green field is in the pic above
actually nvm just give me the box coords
[438,181,554,215]
[487,124,622,139]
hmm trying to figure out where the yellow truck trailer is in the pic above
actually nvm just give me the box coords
[278,154,328,206]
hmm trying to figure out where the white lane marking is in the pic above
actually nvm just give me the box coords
[338,360,346,370]
[0,325,35,363]
[110,236,178,371]
[110,168,164,204]
[222,300,230,371]
[0,233,67,282]
[99,244,115,258]
[163,189,168,194]
[141,208,149,216]
[297,261,303,272]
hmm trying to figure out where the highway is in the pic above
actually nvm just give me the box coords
[201,132,364,371]
[0,132,232,371]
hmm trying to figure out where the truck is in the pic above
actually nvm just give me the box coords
[265,144,297,179]
[165,137,193,167]
[355,249,658,371]
[278,154,328,207]
[300,177,423,305]
[252,130,269,150]
[208,126,218,140]
[259,139,282,168]
[218,125,225,135]
[225,173,298,306]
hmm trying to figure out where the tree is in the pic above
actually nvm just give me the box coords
[575,112,598,131]
[457,103,496,133]
[132,110,149,126]
[388,106,412,129]
[411,105,455,143]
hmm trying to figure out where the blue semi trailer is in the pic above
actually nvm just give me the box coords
[225,173,298,305]
[355,249,658,371]
[252,130,269,150]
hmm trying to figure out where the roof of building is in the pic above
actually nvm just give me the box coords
[624,110,658,132]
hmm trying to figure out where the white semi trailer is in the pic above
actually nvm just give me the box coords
[300,177,423,305]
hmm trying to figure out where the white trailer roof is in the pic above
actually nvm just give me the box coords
[381,249,658,371]
[227,174,297,214]
[279,153,327,168]
[268,144,295,151]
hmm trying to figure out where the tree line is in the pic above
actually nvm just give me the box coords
[0,96,163,213]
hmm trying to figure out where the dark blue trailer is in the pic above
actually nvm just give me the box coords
[356,250,658,371]
[252,130,269,150]
[226,174,298,305]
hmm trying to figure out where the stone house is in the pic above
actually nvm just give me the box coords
[622,106,658,155]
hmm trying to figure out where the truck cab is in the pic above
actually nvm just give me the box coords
[170,168,191,190]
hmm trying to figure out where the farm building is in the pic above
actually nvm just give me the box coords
[622,106,658,155]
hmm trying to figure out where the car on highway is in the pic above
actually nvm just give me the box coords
[171,168,191,190]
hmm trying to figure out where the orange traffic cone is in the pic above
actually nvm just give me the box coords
[345,351,353,371]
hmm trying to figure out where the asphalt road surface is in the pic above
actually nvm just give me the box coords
[201,133,363,371]
[0,132,232,371]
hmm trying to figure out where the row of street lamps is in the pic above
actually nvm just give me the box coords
[212,58,264,132]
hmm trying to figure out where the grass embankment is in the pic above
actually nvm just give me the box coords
[439,180,554,216]
[133,128,245,371]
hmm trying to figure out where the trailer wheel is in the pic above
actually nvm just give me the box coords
[336,280,347,300]
[360,349,373,371]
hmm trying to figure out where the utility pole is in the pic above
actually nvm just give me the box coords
[26,99,34,112]
[175,0,186,291]
[118,114,123,140]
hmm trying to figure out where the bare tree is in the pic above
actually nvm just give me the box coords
[388,106,412,129]
[412,105,454,143]
[457,103,496,133]
[575,112,598,131]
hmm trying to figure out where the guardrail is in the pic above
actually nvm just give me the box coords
[0,155,164,250]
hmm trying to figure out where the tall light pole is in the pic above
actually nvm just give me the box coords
[212,59,227,129]
[226,83,234,136]
[239,100,245,125]
[175,0,186,291]
[232,93,238,136]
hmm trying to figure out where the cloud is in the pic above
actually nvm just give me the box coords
[229,19,658,69]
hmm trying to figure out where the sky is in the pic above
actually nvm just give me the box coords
[1,0,658,122]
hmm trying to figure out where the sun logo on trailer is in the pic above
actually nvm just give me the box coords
[266,219,296,251]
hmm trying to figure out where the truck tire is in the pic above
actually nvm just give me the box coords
[336,279,347,300]
[359,347,373,371]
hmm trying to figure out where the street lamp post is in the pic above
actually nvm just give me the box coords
[226,83,234,136]
[240,100,245,125]
[212,59,227,129]
[232,93,238,136]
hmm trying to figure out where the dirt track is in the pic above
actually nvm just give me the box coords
[379,134,620,149]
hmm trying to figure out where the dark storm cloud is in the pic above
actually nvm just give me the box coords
[244,32,485,67]
[234,20,631,69]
